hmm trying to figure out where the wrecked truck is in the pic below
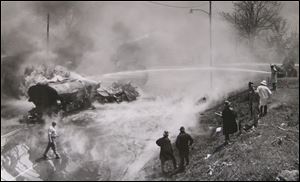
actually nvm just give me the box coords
[96,82,140,104]
[20,79,140,123]
[20,79,100,123]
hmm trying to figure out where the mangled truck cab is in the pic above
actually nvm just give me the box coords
[21,78,100,123]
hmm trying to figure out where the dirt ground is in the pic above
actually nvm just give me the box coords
[140,77,299,181]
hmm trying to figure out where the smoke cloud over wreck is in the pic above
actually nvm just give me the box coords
[1,1,299,181]
[1,1,254,98]
[3,1,297,98]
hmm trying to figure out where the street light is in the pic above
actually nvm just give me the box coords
[190,1,213,89]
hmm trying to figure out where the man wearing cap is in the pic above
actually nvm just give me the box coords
[156,131,177,174]
[175,126,193,171]
[270,64,278,91]
[43,121,60,159]
[256,80,272,117]
[221,101,238,145]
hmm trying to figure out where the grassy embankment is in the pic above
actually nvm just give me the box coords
[142,77,299,181]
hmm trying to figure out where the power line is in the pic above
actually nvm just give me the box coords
[147,1,208,9]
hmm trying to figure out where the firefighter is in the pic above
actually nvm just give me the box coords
[221,101,238,145]
[248,82,255,117]
[270,64,278,91]
[256,80,272,117]
[43,121,60,159]
[248,82,260,128]
[156,131,177,174]
[175,126,193,171]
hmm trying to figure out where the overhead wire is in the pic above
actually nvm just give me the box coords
[147,1,208,9]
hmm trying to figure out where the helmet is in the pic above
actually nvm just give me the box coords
[260,80,267,86]
[180,126,185,132]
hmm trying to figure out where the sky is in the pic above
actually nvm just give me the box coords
[1,1,299,75]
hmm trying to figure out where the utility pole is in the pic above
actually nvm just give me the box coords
[209,1,212,89]
[190,1,213,89]
[47,13,50,60]
[234,12,237,58]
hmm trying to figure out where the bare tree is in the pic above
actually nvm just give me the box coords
[222,1,282,48]
[266,18,289,57]
[266,17,299,64]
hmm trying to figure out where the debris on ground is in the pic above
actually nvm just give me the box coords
[204,154,211,160]
[196,96,208,105]
[207,165,214,176]
[215,127,222,133]
[280,123,287,127]
[276,170,299,181]
[96,82,139,104]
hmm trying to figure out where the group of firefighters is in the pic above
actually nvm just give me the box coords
[156,127,194,174]
[42,64,278,175]
[155,64,277,174]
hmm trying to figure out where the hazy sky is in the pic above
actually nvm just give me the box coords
[1,1,299,74]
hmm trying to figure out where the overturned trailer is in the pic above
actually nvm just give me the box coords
[20,79,100,123]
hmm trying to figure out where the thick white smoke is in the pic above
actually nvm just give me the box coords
[1,1,297,181]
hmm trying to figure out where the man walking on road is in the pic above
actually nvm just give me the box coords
[43,121,60,159]
[176,126,193,171]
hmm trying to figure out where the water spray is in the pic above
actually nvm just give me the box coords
[101,66,271,78]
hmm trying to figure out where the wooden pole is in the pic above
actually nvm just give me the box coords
[47,13,50,59]
[209,1,213,89]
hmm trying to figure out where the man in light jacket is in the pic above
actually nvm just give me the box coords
[256,80,272,117]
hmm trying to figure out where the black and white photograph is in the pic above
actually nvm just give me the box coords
[1,1,299,181]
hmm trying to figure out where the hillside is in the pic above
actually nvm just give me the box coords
[141,77,299,181]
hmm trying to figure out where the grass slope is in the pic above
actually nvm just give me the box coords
[142,78,299,181]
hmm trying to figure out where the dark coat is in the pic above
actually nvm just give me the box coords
[248,88,260,104]
[156,136,175,162]
[176,132,193,154]
[222,107,238,135]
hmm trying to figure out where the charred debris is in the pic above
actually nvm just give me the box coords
[20,65,140,124]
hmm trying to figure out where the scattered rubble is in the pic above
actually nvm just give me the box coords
[196,96,208,105]
[206,160,233,176]
[276,170,299,181]
[280,123,287,127]
[204,154,211,160]
[96,82,139,104]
